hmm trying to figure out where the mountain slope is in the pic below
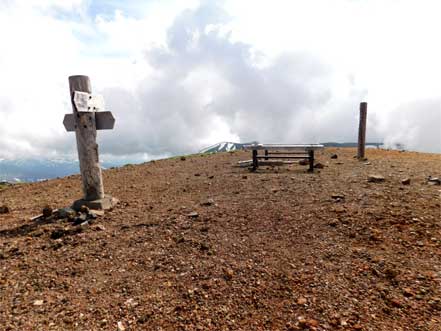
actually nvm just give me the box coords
[199,141,258,153]
[0,148,440,330]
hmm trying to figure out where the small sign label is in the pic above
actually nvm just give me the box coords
[73,91,105,112]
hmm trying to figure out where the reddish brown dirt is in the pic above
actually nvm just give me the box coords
[0,148,440,331]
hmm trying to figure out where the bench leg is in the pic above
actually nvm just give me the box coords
[252,149,258,171]
[308,150,314,172]
[264,149,268,160]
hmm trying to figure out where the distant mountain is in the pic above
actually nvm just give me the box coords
[200,141,388,155]
[200,141,258,154]
[0,159,118,183]
[321,142,383,148]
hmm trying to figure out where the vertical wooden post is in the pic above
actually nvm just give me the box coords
[252,149,258,171]
[357,102,368,159]
[264,149,269,160]
[308,150,314,172]
[69,75,104,201]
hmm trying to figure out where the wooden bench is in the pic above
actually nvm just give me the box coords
[242,144,324,172]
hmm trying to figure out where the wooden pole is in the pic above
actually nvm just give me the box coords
[69,75,104,201]
[357,102,368,159]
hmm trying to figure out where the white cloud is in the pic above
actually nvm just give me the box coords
[0,0,439,161]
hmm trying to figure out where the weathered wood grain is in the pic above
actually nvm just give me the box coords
[69,75,104,201]
[357,102,368,159]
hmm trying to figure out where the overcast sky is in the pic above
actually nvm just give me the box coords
[0,0,440,161]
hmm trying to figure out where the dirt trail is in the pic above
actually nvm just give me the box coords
[1,148,440,330]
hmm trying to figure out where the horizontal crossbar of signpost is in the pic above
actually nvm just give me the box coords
[243,144,324,151]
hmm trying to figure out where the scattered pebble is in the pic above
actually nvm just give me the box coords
[201,199,215,207]
[33,300,44,306]
[117,321,125,331]
[297,297,307,305]
[0,205,10,214]
[368,175,385,183]
[42,206,53,218]
[223,268,234,280]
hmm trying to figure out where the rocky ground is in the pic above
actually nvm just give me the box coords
[0,148,440,331]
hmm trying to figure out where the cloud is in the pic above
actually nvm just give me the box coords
[0,0,439,162]
[378,98,441,153]
[98,2,367,156]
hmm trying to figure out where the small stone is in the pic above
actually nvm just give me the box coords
[314,163,325,169]
[368,175,385,183]
[242,175,248,179]
[297,297,307,305]
[389,298,403,308]
[401,178,411,185]
[299,159,309,166]
[117,321,125,331]
[79,205,90,214]
[73,214,87,225]
[331,193,345,201]
[33,300,44,306]
[403,288,414,297]
[188,211,199,218]
[328,219,338,227]
[58,207,75,219]
[306,319,319,327]
[42,206,53,218]
[428,177,441,185]
[0,205,10,214]
[79,220,89,227]
[201,199,215,207]
[364,161,371,165]
[223,268,234,280]
[180,156,186,161]
[200,242,210,251]
[93,224,106,231]
[124,298,138,307]
[330,154,338,159]
[90,209,104,217]
[194,173,201,177]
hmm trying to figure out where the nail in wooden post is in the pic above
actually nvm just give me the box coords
[357,102,368,159]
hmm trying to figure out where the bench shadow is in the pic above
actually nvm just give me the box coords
[232,165,317,175]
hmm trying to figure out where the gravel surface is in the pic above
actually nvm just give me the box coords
[0,148,440,331]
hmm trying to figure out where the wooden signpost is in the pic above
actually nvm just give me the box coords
[63,75,117,210]
[357,102,368,160]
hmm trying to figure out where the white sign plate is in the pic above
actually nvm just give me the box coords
[73,91,105,112]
